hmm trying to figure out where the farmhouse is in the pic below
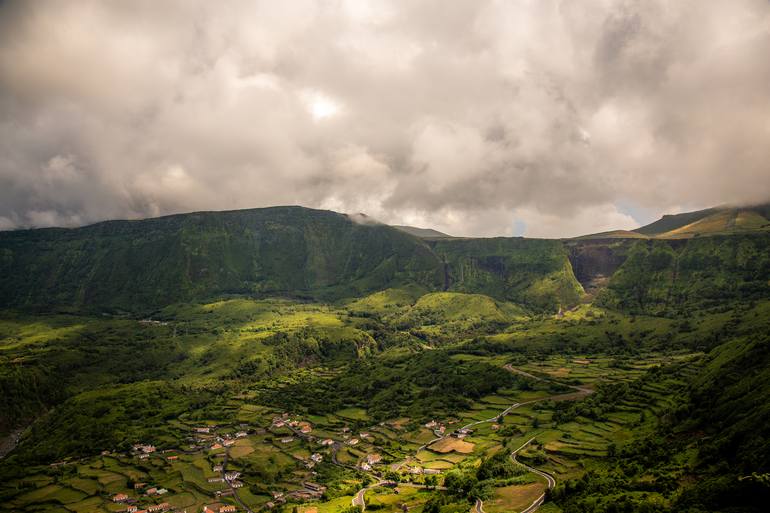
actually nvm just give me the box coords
[113,493,129,502]
[303,482,326,492]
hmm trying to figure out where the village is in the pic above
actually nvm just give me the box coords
[93,409,471,513]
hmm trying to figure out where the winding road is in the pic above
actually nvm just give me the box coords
[221,448,256,513]
[510,437,556,513]
[351,365,591,512]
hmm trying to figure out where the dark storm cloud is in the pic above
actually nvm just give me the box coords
[1,0,769,237]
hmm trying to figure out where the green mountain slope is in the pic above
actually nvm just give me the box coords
[430,237,584,310]
[634,203,770,238]
[0,207,586,314]
[0,206,444,312]
[392,225,453,238]
[598,234,770,314]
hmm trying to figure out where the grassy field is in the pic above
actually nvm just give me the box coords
[3,291,769,513]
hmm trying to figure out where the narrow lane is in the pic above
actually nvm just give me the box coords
[510,437,557,513]
[222,448,256,513]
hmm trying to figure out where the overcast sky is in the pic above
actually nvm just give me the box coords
[1,0,769,237]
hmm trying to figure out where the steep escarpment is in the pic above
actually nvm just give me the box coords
[598,234,770,314]
[0,207,584,314]
[565,240,634,298]
[0,207,444,313]
[428,237,584,310]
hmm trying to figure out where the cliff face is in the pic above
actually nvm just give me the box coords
[0,207,444,313]
[566,240,635,298]
[597,235,770,314]
[429,237,584,310]
[0,208,584,313]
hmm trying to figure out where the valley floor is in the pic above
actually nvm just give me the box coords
[2,293,769,513]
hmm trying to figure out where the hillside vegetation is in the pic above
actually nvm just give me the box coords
[0,207,586,313]
[3,204,770,513]
[599,234,770,314]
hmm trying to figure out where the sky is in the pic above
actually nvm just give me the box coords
[1,0,769,238]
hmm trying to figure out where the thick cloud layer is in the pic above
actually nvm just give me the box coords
[1,0,769,237]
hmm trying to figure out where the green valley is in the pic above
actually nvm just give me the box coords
[1,205,770,513]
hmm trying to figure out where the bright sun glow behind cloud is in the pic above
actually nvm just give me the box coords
[303,91,340,121]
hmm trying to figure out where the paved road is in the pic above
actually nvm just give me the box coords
[510,437,557,513]
[504,364,594,396]
[355,365,588,512]
[352,480,386,509]
[222,448,256,513]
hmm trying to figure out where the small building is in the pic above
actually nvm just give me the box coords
[231,481,244,488]
[113,493,129,502]
[235,431,248,438]
[220,506,237,513]
[280,437,294,444]
[203,507,217,513]
[126,506,138,513]
[208,477,224,483]
[360,462,372,471]
[320,439,334,446]
[145,487,158,495]
[311,453,323,463]
[213,464,223,472]
[210,443,223,450]
[225,471,241,481]
[347,438,359,446]
[367,453,382,465]
[196,427,211,434]
[424,420,437,429]
[303,482,326,493]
